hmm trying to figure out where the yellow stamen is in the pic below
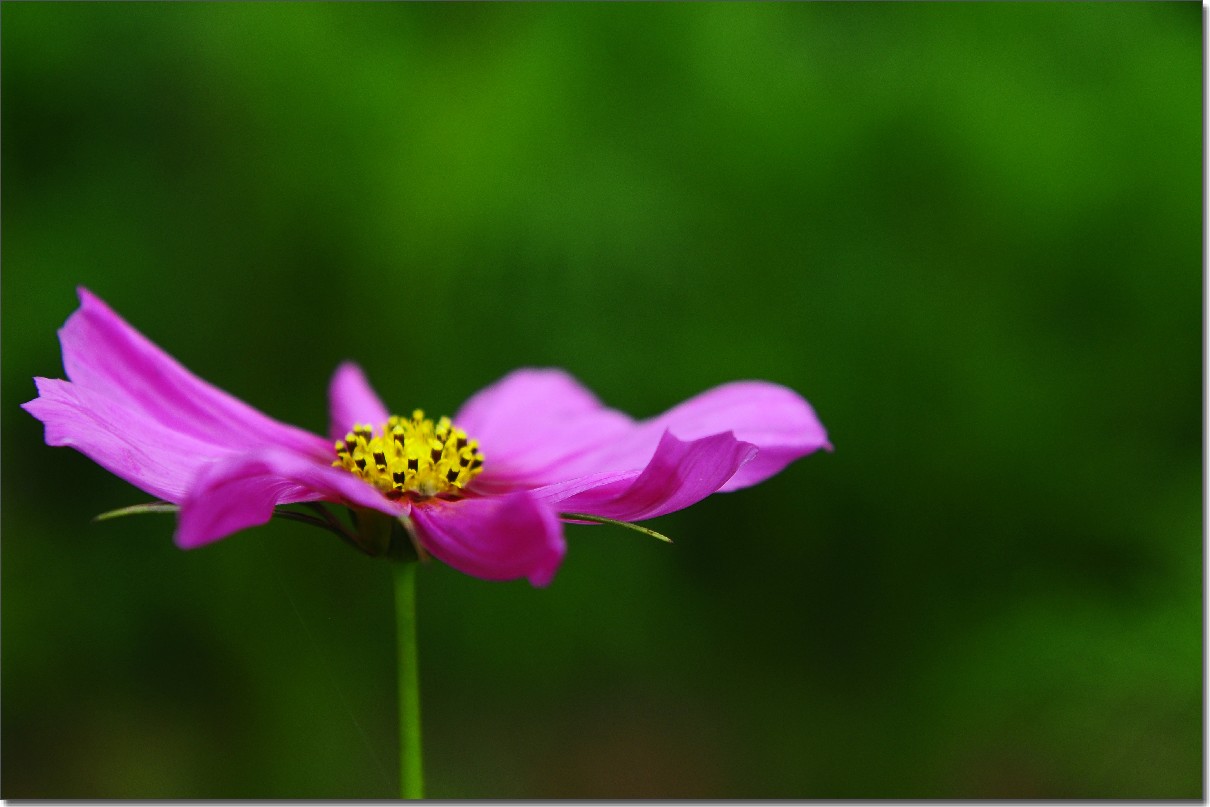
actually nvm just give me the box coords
[332,410,484,499]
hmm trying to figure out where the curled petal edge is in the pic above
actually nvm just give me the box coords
[177,448,405,550]
[533,430,759,522]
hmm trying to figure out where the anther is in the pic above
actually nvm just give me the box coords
[334,411,484,498]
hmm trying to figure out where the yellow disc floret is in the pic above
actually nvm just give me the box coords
[333,409,484,499]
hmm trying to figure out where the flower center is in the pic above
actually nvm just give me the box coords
[333,410,484,499]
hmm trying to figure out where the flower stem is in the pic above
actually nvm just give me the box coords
[393,560,424,799]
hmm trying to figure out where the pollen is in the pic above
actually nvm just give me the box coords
[333,410,484,499]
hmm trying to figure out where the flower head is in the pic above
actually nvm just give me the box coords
[23,289,830,586]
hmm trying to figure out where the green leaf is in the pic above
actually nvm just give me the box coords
[93,501,180,522]
[560,512,673,543]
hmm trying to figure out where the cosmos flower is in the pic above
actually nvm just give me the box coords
[23,289,830,586]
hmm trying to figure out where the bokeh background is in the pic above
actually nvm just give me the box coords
[2,2,1201,798]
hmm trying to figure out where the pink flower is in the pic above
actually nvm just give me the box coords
[23,289,830,586]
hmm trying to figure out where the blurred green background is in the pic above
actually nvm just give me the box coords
[2,2,1201,798]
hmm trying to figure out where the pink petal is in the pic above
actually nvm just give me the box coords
[453,369,633,490]
[22,377,236,503]
[458,370,828,495]
[59,288,330,460]
[328,362,390,440]
[532,430,758,521]
[409,491,566,587]
[177,448,403,549]
[644,381,830,492]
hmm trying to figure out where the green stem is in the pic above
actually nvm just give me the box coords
[393,560,424,799]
